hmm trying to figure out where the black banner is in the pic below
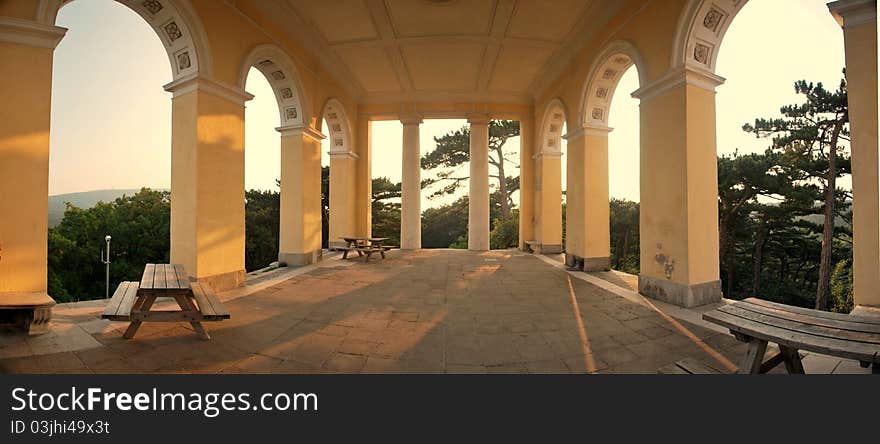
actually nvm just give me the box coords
[1,375,874,442]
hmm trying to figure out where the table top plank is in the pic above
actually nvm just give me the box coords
[735,300,880,335]
[173,264,190,289]
[164,264,182,289]
[153,264,167,289]
[719,304,880,345]
[141,264,156,289]
[703,309,880,363]
[743,297,880,326]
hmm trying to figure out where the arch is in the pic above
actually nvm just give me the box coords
[671,0,748,73]
[238,43,309,128]
[38,0,212,80]
[538,98,568,156]
[320,98,354,154]
[579,40,647,128]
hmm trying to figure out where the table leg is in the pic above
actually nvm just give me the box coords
[737,336,768,374]
[123,295,157,339]
[779,345,805,374]
[174,294,210,340]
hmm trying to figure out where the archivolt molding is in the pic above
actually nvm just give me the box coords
[537,98,567,159]
[322,98,355,157]
[38,0,211,81]
[239,43,310,129]
[672,0,748,74]
[579,40,647,128]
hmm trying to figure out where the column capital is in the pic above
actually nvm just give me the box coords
[631,66,726,102]
[563,124,613,141]
[829,0,877,28]
[400,114,423,125]
[276,125,326,142]
[0,17,66,49]
[163,75,254,105]
[467,113,490,125]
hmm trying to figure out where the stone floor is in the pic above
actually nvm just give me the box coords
[0,249,869,374]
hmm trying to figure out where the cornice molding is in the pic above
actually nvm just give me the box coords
[0,17,66,49]
[276,125,326,142]
[467,113,490,125]
[328,151,360,160]
[163,75,254,105]
[829,0,877,28]
[631,66,726,102]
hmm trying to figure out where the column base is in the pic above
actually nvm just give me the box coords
[195,269,246,293]
[279,249,323,267]
[0,292,55,335]
[638,275,722,308]
[582,256,611,272]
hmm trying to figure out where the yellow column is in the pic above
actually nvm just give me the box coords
[564,131,585,266]
[830,0,879,307]
[518,114,536,250]
[277,125,325,266]
[328,151,357,248]
[632,68,724,307]
[165,77,251,292]
[355,115,372,238]
[468,114,490,251]
[533,152,563,254]
[0,19,65,296]
[400,116,422,249]
[582,125,611,270]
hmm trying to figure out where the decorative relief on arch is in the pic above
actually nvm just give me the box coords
[582,49,636,127]
[677,0,747,72]
[242,48,307,127]
[118,0,201,78]
[322,99,353,155]
[539,99,567,157]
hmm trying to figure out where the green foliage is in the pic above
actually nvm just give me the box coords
[609,199,639,274]
[421,196,469,248]
[48,188,170,302]
[829,259,853,314]
[245,189,279,272]
[490,209,519,249]
[371,177,401,246]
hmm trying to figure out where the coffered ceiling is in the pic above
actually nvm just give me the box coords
[248,0,630,105]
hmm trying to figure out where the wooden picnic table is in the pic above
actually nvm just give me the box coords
[702,298,880,374]
[102,264,229,340]
[338,236,394,262]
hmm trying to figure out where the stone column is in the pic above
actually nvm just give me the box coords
[400,116,423,249]
[582,125,611,270]
[165,77,252,292]
[328,150,358,249]
[277,125,325,266]
[533,149,563,255]
[0,19,65,296]
[631,67,724,307]
[355,115,373,238]
[468,114,491,251]
[518,114,536,250]
[564,130,585,267]
[829,0,879,307]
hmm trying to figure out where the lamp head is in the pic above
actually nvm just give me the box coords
[105,235,112,242]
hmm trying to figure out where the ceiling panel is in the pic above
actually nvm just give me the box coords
[385,0,495,37]
[488,45,554,92]
[293,0,379,43]
[335,46,402,92]
[506,0,590,42]
[401,42,485,91]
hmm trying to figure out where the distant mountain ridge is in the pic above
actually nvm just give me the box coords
[49,188,167,227]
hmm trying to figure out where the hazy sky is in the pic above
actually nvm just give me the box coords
[50,0,848,206]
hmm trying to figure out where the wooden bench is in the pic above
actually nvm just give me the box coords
[658,358,723,374]
[703,298,880,374]
[102,264,229,340]
[0,292,56,335]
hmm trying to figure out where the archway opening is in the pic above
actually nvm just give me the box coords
[47,0,175,301]
[607,66,640,276]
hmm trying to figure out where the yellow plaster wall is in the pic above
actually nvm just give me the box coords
[0,42,54,294]
[328,155,357,245]
[279,133,322,258]
[583,133,610,259]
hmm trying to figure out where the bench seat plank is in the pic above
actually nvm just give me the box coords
[191,283,230,321]
[703,309,880,364]
[658,358,723,374]
[102,282,139,320]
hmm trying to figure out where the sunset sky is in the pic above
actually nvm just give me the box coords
[49,0,848,206]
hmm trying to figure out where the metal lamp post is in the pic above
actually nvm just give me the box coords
[101,235,111,299]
